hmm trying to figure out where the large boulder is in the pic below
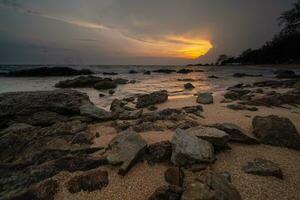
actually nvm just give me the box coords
[0,89,91,128]
[55,76,103,88]
[107,130,147,175]
[210,123,259,144]
[136,90,168,108]
[197,93,213,104]
[275,70,299,79]
[252,115,300,150]
[171,129,215,167]
[148,185,184,200]
[242,158,283,179]
[182,170,242,200]
[145,141,172,164]
[67,169,109,193]
[80,104,112,120]
[185,126,230,150]
[94,80,117,90]
[6,67,93,77]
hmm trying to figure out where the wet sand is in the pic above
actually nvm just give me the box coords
[53,92,300,200]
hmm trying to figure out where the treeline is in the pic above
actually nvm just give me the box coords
[217,1,300,65]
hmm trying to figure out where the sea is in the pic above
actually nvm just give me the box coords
[0,65,299,109]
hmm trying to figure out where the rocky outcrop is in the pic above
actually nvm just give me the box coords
[242,158,283,179]
[197,93,213,104]
[5,67,93,77]
[55,76,103,88]
[67,169,109,193]
[107,130,147,175]
[185,126,230,150]
[224,89,251,100]
[171,129,215,167]
[80,104,112,121]
[182,170,242,200]
[148,185,184,200]
[164,167,185,186]
[252,115,300,150]
[209,123,259,144]
[94,80,117,90]
[0,89,92,128]
[145,141,172,164]
[136,90,168,108]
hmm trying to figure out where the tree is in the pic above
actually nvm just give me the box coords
[279,1,300,33]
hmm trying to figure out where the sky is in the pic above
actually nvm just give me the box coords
[0,0,296,65]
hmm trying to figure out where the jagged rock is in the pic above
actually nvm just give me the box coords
[80,104,112,120]
[118,109,143,120]
[165,167,185,186]
[209,123,259,144]
[55,76,103,88]
[197,93,213,104]
[71,132,92,144]
[67,169,109,193]
[107,130,147,175]
[185,126,230,150]
[0,89,91,128]
[182,170,242,200]
[184,83,195,90]
[94,80,117,90]
[171,129,215,167]
[136,90,168,108]
[145,141,172,164]
[148,185,184,200]
[252,115,300,150]
[224,89,251,100]
[6,67,93,77]
[242,158,283,179]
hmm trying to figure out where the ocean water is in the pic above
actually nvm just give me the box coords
[0,65,299,109]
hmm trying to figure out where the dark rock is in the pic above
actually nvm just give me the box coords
[208,75,219,79]
[197,93,213,104]
[71,132,92,144]
[182,170,242,200]
[185,126,230,150]
[209,123,259,144]
[103,72,118,75]
[275,70,298,79]
[242,158,283,179]
[107,130,147,175]
[184,83,195,90]
[152,69,176,74]
[94,80,117,90]
[6,67,93,77]
[67,169,108,193]
[55,76,103,88]
[114,78,129,84]
[165,167,185,186]
[227,104,258,111]
[129,70,138,74]
[144,71,151,75]
[220,172,232,182]
[148,185,184,200]
[145,141,172,164]
[171,129,215,166]
[224,89,251,100]
[232,73,262,78]
[177,78,195,82]
[177,69,194,74]
[99,93,106,97]
[252,115,300,150]
[80,104,112,120]
[108,90,115,95]
[148,105,158,111]
[182,105,203,114]
[136,90,168,108]
[0,89,91,128]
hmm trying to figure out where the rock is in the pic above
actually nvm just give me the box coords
[182,170,242,200]
[129,70,138,74]
[144,71,151,75]
[227,104,258,111]
[182,105,203,115]
[252,115,300,150]
[220,172,232,182]
[148,185,184,200]
[80,104,112,120]
[114,78,129,84]
[185,126,230,150]
[145,141,172,164]
[197,93,213,104]
[209,123,259,144]
[0,123,33,137]
[118,109,143,120]
[224,89,251,100]
[171,129,215,167]
[177,69,194,74]
[136,90,168,108]
[242,158,283,179]
[148,105,158,111]
[55,76,103,88]
[67,169,109,193]
[165,167,185,186]
[107,130,147,175]
[294,82,300,89]
[103,72,118,75]
[232,73,262,78]
[208,75,219,79]
[71,132,92,144]
[6,67,93,77]
[253,79,300,88]
[94,80,117,90]
[184,83,195,90]
[99,93,106,97]
[0,89,91,128]
[108,90,115,95]
[152,69,176,74]
[275,70,298,79]
[110,99,125,112]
